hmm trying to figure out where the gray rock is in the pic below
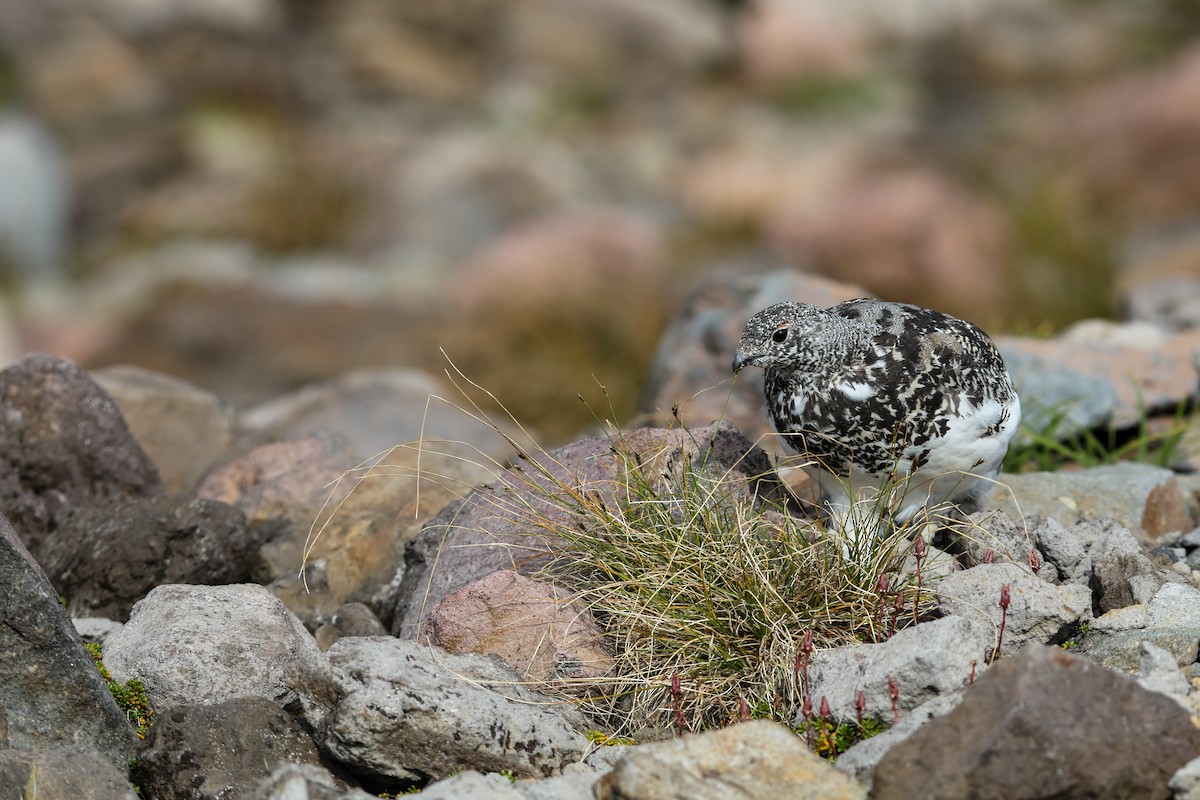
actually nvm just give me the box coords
[1077,581,1200,673]
[1028,515,1090,583]
[1125,276,1200,331]
[0,114,68,280]
[104,583,324,712]
[835,692,964,789]
[513,769,598,800]
[0,516,138,771]
[997,345,1117,439]
[0,745,137,800]
[593,719,866,800]
[803,615,992,725]
[314,601,389,651]
[135,697,326,800]
[250,763,377,800]
[1136,641,1192,707]
[872,645,1200,800]
[73,616,124,645]
[36,494,261,622]
[302,637,589,785]
[935,561,1092,657]
[956,511,1041,569]
[94,365,236,493]
[0,354,162,556]
[984,462,1188,536]
[414,771,523,800]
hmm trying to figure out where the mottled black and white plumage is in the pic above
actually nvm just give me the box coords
[733,299,1020,530]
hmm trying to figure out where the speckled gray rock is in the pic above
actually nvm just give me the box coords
[936,561,1092,657]
[103,583,324,712]
[135,697,326,800]
[301,637,589,786]
[594,720,866,800]
[997,345,1118,439]
[1076,581,1200,673]
[249,763,377,800]
[0,745,137,800]
[802,615,992,725]
[983,462,1191,537]
[0,516,138,771]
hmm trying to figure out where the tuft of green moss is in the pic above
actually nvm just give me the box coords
[85,642,154,740]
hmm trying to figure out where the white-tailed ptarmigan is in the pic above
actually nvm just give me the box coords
[732,298,1020,535]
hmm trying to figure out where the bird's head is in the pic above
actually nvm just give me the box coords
[732,301,828,375]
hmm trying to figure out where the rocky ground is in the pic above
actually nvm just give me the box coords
[5,1,1200,798]
[5,267,1200,799]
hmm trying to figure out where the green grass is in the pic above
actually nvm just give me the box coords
[1004,399,1194,473]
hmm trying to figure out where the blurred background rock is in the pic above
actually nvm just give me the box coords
[1,0,1199,444]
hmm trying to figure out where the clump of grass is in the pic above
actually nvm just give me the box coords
[430,368,937,737]
[85,642,154,740]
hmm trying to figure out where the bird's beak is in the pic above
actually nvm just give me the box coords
[732,351,760,374]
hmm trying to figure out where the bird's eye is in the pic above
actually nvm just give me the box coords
[771,327,788,343]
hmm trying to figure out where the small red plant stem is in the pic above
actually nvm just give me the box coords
[671,674,687,736]
[887,676,899,725]
[912,536,926,624]
[996,583,1011,661]
[1029,548,1042,575]
[855,690,866,728]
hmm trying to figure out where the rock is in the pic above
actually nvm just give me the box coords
[445,209,669,443]
[1077,581,1200,673]
[803,615,992,725]
[0,354,162,556]
[1054,43,1200,226]
[935,562,1092,657]
[314,602,389,651]
[1121,263,1200,331]
[1170,756,1200,800]
[392,421,781,638]
[103,583,324,712]
[1136,640,1192,707]
[94,364,236,492]
[765,169,1010,323]
[0,515,138,770]
[736,0,869,88]
[73,616,124,645]
[200,430,494,628]
[637,269,870,455]
[871,645,1200,800]
[249,763,377,800]
[594,719,866,800]
[91,0,283,36]
[985,463,1194,540]
[834,692,963,789]
[996,344,1118,439]
[995,322,1200,430]
[239,367,524,464]
[413,770,524,800]
[300,637,589,787]
[422,569,614,683]
[135,697,326,800]
[506,0,728,100]
[35,494,261,622]
[0,745,137,799]
[0,114,68,281]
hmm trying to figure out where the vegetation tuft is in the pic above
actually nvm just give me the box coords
[409,368,941,739]
[85,642,154,740]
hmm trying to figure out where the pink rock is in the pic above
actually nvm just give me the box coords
[422,569,614,683]
[765,169,1010,323]
[1055,43,1200,226]
[737,0,869,89]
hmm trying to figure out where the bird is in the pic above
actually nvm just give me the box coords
[732,298,1020,538]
